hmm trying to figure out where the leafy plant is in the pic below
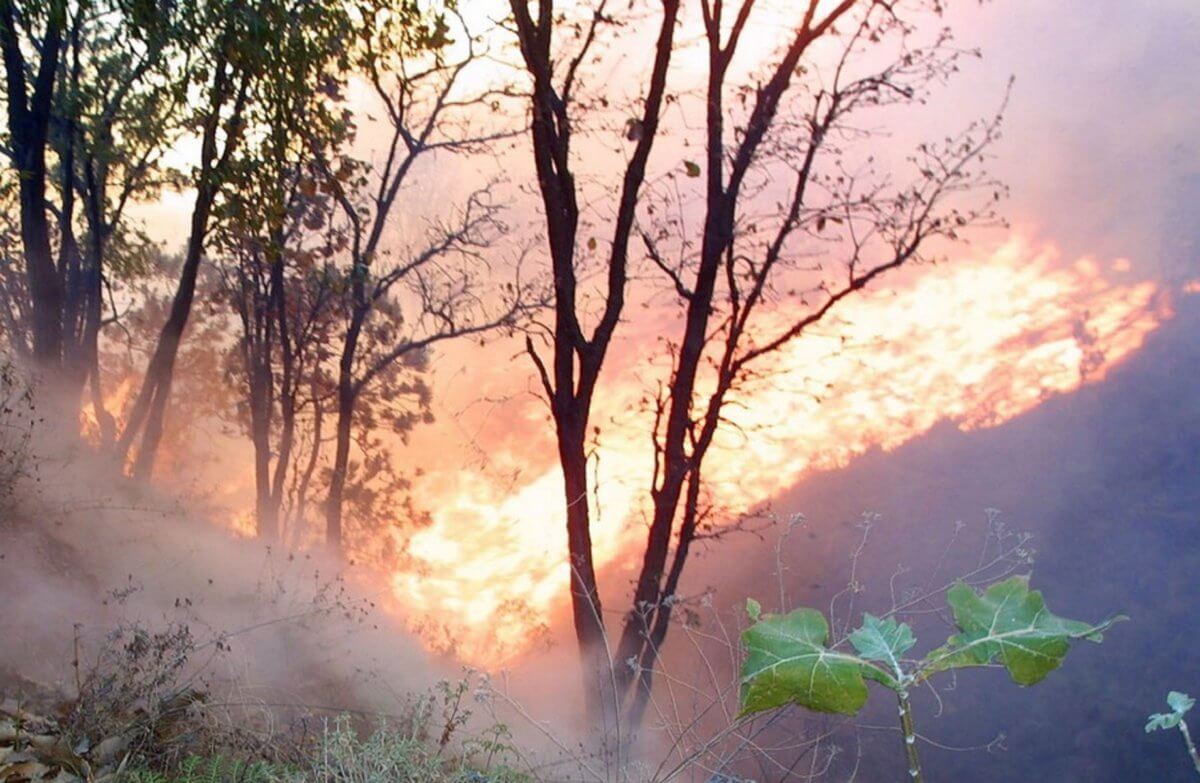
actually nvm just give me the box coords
[739,575,1122,781]
[1146,691,1200,776]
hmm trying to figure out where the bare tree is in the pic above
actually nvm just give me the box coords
[508,0,681,715]
[314,3,533,552]
[510,0,1004,728]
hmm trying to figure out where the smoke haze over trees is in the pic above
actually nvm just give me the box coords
[0,0,1196,780]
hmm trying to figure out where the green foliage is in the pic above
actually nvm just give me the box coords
[740,575,1120,720]
[848,613,916,680]
[738,575,1120,779]
[740,607,889,717]
[1147,691,1196,733]
[921,576,1123,686]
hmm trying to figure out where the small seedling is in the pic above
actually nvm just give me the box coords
[739,575,1122,781]
[1146,691,1200,777]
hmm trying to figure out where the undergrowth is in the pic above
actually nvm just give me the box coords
[119,716,530,783]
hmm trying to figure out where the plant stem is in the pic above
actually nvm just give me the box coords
[1179,719,1200,777]
[897,690,923,782]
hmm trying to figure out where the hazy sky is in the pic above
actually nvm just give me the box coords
[950,0,1199,270]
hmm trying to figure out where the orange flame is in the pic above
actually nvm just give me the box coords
[229,509,258,539]
[79,376,136,446]
[390,239,1173,666]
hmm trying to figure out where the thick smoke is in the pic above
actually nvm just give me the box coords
[0,426,447,714]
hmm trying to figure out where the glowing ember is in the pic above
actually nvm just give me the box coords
[391,239,1173,666]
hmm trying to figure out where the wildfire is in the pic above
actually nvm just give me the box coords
[79,376,136,446]
[390,238,1174,666]
[229,509,258,539]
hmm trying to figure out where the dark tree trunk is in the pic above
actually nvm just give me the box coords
[0,0,66,374]
[324,375,355,552]
[249,352,276,539]
[557,411,608,673]
[288,377,324,548]
[82,163,114,447]
[325,300,364,552]
[123,192,211,479]
[118,47,242,478]
[269,248,297,519]
[508,0,680,727]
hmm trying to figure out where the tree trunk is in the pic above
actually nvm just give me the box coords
[324,376,354,552]
[625,466,702,727]
[249,354,276,539]
[557,415,609,682]
[82,165,114,448]
[118,42,241,477]
[124,199,210,479]
[268,242,296,522]
[0,0,65,375]
[288,379,323,549]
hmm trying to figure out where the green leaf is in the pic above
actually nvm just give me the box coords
[739,608,881,717]
[1168,691,1195,715]
[746,598,762,623]
[1147,692,1195,733]
[920,576,1122,686]
[684,160,701,178]
[849,613,915,681]
[1146,712,1183,732]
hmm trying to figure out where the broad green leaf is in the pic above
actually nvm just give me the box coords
[745,598,762,623]
[849,613,916,681]
[920,576,1121,686]
[739,608,881,717]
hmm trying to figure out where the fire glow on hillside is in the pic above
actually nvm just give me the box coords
[390,238,1173,665]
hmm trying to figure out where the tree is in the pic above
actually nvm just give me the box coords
[509,0,1004,727]
[210,0,353,540]
[0,0,180,431]
[313,2,533,552]
[114,0,359,480]
[62,1,184,448]
[0,0,67,372]
[215,157,341,542]
[508,0,681,717]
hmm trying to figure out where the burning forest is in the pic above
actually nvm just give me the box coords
[0,0,1197,781]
